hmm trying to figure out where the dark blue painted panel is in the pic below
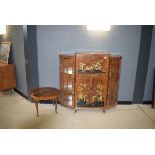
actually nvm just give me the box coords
[144,26,155,101]
[133,26,153,103]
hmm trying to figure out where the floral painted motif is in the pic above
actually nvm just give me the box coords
[77,83,87,102]
[92,84,104,102]
[77,83,104,107]
[78,62,104,73]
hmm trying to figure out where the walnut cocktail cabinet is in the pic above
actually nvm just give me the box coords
[59,53,122,111]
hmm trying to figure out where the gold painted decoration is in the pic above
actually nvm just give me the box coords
[92,84,104,102]
[77,83,87,102]
[77,83,104,107]
[78,61,104,73]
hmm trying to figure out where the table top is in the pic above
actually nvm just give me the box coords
[31,87,60,100]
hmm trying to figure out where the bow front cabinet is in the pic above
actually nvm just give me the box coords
[59,52,122,111]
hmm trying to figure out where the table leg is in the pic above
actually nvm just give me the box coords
[0,91,3,96]
[54,99,58,113]
[35,101,39,116]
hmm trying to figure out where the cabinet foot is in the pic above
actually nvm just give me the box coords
[0,89,15,96]
[103,109,106,113]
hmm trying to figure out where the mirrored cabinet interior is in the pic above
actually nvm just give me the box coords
[59,52,122,110]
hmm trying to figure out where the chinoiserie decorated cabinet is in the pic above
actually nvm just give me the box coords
[59,52,122,111]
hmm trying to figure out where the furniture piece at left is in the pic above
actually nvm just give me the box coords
[31,87,60,116]
[0,62,16,96]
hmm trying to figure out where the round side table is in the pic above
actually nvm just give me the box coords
[31,87,60,116]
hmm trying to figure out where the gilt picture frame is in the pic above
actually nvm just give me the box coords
[0,42,11,64]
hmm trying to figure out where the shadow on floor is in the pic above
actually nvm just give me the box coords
[18,114,55,129]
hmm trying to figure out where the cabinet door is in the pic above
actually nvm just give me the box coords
[107,56,122,108]
[59,55,75,108]
[75,53,110,108]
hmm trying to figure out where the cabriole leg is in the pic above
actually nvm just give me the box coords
[35,101,39,116]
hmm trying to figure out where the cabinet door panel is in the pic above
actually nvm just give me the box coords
[75,53,110,108]
[107,56,122,108]
[59,55,75,108]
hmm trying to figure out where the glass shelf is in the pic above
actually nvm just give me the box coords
[68,95,72,106]
[64,67,73,74]
[63,95,73,106]
[64,82,72,93]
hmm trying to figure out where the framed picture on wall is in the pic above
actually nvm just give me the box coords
[0,42,11,64]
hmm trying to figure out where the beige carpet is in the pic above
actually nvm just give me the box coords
[0,92,155,129]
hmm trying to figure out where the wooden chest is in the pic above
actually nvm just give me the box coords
[59,52,122,110]
[0,62,16,91]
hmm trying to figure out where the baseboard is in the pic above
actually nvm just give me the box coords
[118,101,152,105]
[40,100,61,104]
[14,88,28,100]
[143,101,152,104]
[118,101,132,104]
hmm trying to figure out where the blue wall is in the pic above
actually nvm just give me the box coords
[0,26,27,96]
[37,25,141,101]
